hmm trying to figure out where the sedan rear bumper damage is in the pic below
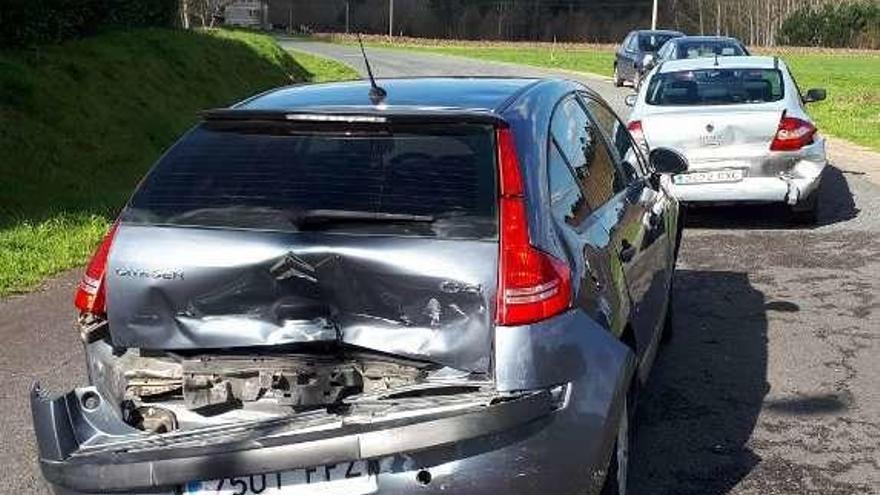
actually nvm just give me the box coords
[671,139,826,205]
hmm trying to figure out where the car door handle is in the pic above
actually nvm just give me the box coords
[619,240,636,263]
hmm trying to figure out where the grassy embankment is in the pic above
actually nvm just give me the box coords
[322,34,880,151]
[0,29,358,296]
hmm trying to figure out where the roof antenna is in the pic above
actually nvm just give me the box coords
[714,52,720,67]
[357,33,387,105]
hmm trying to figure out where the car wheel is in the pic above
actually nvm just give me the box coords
[600,393,631,495]
[613,65,623,87]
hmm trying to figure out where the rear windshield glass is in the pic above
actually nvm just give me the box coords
[645,68,784,106]
[678,41,746,58]
[639,33,677,52]
[124,123,498,239]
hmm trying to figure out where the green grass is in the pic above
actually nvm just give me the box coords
[331,35,880,150]
[0,28,356,296]
[778,53,880,149]
[287,48,359,82]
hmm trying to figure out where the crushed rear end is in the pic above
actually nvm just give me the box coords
[32,106,634,495]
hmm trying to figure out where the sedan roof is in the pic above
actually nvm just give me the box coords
[658,56,781,73]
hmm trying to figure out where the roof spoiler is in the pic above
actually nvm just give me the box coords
[200,108,506,126]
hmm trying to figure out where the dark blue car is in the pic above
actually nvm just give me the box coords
[32,77,686,495]
[614,29,685,89]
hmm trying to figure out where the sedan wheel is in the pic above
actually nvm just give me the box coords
[600,399,630,495]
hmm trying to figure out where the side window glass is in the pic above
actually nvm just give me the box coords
[580,94,648,181]
[550,97,624,211]
[629,34,640,51]
[548,142,589,226]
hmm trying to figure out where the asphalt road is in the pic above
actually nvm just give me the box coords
[2,40,878,494]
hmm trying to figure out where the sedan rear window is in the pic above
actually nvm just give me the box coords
[124,123,498,239]
[645,68,784,106]
[678,41,746,58]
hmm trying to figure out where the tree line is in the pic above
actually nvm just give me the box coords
[270,0,879,47]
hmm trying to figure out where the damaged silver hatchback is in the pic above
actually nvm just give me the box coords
[32,78,685,495]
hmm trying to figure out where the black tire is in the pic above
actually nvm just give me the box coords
[613,65,623,87]
[790,187,820,225]
[600,388,632,495]
[632,71,642,91]
[661,282,674,345]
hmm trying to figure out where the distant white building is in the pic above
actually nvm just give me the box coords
[224,0,268,29]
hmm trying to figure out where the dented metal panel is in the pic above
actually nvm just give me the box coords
[106,225,497,372]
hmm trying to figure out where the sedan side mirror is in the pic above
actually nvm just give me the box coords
[650,147,688,175]
[643,54,656,71]
[803,88,827,103]
[624,94,637,107]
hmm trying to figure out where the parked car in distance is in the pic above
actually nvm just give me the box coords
[614,29,685,89]
[653,36,750,67]
[625,56,827,223]
[32,77,687,495]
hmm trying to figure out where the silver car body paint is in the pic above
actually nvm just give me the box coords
[628,56,827,205]
[30,78,674,495]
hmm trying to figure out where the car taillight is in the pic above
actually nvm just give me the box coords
[74,222,119,316]
[495,127,572,326]
[770,114,816,151]
[627,120,647,149]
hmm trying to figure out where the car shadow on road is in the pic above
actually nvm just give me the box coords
[681,166,858,230]
[630,270,770,495]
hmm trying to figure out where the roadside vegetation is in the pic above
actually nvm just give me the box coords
[322,34,880,151]
[0,28,357,296]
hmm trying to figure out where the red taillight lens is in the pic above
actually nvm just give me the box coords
[770,115,816,151]
[74,222,119,315]
[495,127,572,326]
[627,120,647,149]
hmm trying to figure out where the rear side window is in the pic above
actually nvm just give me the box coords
[125,124,498,239]
[550,97,625,211]
[646,68,784,106]
[639,33,677,52]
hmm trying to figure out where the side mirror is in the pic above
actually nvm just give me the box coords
[803,88,826,103]
[624,94,637,107]
[642,54,656,70]
[650,147,688,175]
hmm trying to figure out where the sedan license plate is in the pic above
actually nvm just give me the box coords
[183,461,378,495]
[673,169,744,185]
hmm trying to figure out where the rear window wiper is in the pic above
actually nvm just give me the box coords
[293,209,435,228]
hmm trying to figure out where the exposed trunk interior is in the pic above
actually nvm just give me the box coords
[86,337,493,434]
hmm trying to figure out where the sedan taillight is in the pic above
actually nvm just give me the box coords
[74,222,119,316]
[770,115,816,151]
[495,127,571,326]
[627,120,647,149]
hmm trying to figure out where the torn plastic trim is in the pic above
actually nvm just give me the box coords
[32,383,554,492]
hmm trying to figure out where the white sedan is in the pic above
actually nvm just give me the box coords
[625,56,827,222]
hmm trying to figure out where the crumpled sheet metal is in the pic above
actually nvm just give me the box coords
[107,225,497,372]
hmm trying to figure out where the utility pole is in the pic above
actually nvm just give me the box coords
[651,0,658,30]
[388,0,394,37]
[345,0,350,34]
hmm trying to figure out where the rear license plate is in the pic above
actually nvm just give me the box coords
[183,461,377,495]
[673,169,744,185]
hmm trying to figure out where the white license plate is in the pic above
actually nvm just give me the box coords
[673,169,744,185]
[183,461,378,495]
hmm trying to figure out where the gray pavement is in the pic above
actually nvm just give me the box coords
[2,39,877,494]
